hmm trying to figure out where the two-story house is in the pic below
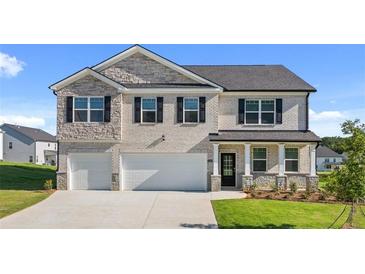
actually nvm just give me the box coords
[50,45,320,192]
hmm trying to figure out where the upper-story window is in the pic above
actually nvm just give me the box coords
[8,142,12,149]
[325,158,329,163]
[141,98,157,123]
[246,99,275,125]
[74,97,104,122]
[183,97,199,123]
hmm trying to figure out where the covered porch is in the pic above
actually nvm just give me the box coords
[209,130,321,192]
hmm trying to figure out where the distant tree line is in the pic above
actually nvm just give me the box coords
[321,136,348,154]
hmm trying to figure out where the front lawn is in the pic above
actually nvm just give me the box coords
[212,199,365,229]
[0,162,56,219]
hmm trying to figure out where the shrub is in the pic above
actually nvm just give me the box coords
[44,179,53,190]
[249,182,257,192]
[289,182,297,193]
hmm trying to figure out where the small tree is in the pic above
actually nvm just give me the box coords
[325,119,365,227]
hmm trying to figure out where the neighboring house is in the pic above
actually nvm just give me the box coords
[0,123,57,165]
[50,45,320,191]
[316,145,344,171]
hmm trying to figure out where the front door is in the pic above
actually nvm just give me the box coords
[221,153,236,187]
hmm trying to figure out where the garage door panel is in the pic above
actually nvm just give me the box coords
[70,153,112,190]
[121,154,207,191]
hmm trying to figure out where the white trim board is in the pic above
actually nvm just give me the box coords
[92,45,223,90]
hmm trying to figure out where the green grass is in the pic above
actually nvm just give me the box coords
[212,199,365,229]
[0,162,56,218]
[0,190,51,218]
[0,161,56,190]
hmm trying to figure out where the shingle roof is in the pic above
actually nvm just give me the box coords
[209,130,321,142]
[316,145,343,158]
[122,83,212,89]
[184,65,316,91]
[1,123,56,142]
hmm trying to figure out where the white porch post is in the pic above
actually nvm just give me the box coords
[244,143,251,175]
[213,143,219,176]
[309,144,316,176]
[278,143,285,176]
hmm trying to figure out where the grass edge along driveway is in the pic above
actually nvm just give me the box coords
[0,162,56,219]
[211,198,365,229]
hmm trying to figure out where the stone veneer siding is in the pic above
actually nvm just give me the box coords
[219,95,307,131]
[101,52,200,84]
[57,75,122,141]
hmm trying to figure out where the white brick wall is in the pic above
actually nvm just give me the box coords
[218,94,307,130]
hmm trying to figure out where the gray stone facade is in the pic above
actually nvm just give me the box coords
[56,172,67,190]
[306,175,319,192]
[57,76,122,141]
[101,52,199,84]
[211,175,221,192]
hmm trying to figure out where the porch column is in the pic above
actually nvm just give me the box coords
[276,143,287,190]
[213,143,219,175]
[309,144,316,176]
[244,143,251,176]
[242,143,253,190]
[306,144,319,192]
[278,143,285,176]
[211,143,221,191]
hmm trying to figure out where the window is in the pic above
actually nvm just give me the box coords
[29,156,33,163]
[8,142,12,149]
[285,148,299,172]
[325,158,329,163]
[245,99,275,125]
[184,97,199,123]
[74,97,104,122]
[48,143,50,147]
[333,158,336,163]
[141,98,156,123]
[253,148,267,172]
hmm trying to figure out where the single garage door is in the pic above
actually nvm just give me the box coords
[121,153,207,191]
[69,153,112,190]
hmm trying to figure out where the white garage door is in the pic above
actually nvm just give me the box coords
[121,153,207,191]
[69,153,112,190]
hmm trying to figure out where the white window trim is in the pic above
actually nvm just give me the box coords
[284,147,299,173]
[183,97,199,124]
[244,99,276,125]
[252,147,267,173]
[73,96,104,123]
[141,97,157,123]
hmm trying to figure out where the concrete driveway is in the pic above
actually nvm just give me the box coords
[0,191,244,229]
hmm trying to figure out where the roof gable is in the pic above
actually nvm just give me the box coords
[316,145,343,158]
[93,45,223,89]
[1,123,56,142]
[49,68,127,92]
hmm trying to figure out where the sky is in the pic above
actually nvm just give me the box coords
[0,44,364,137]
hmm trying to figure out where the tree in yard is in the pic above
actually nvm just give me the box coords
[324,119,365,227]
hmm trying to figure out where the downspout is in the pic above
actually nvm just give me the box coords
[305,92,310,131]
[56,140,59,172]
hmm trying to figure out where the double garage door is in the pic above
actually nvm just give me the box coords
[69,153,207,191]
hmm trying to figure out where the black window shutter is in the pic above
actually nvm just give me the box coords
[157,97,163,123]
[238,99,245,124]
[177,97,183,123]
[104,96,111,122]
[134,97,141,123]
[66,96,73,123]
[199,97,206,123]
[276,98,283,124]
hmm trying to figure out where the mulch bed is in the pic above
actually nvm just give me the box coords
[244,190,342,204]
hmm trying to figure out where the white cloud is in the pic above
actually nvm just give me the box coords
[309,109,344,121]
[309,108,365,137]
[329,100,336,104]
[0,52,25,77]
[0,115,45,128]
